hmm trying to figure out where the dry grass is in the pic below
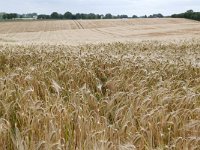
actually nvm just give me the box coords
[0,40,200,150]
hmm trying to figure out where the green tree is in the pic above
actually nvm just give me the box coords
[64,12,73,19]
[132,15,138,18]
[186,10,193,13]
[75,13,81,19]
[0,13,5,20]
[38,14,50,19]
[88,13,96,19]
[171,10,200,21]
[51,12,59,19]
[104,13,112,19]
[2,13,17,19]
[95,14,101,19]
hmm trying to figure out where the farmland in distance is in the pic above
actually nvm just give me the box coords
[0,18,200,44]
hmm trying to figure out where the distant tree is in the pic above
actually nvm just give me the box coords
[88,13,96,19]
[104,13,112,19]
[95,14,101,19]
[186,10,194,13]
[171,10,200,21]
[0,13,5,19]
[80,13,87,19]
[38,14,51,19]
[32,13,37,16]
[120,15,128,19]
[64,12,73,19]
[2,13,17,19]
[132,15,138,18]
[59,14,64,19]
[2,14,6,19]
[148,13,163,18]
[51,12,59,19]
[75,13,81,19]
[157,13,163,18]
[72,14,77,19]
[140,15,147,18]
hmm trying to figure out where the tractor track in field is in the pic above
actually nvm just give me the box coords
[73,20,84,29]
[92,28,125,38]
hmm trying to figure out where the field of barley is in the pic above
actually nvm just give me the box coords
[0,19,200,149]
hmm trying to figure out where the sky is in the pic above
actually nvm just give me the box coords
[0,0,200,16]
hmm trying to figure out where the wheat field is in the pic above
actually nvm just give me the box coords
[0,18,200,45]
[0,40,200,149]
[0,19,200,150]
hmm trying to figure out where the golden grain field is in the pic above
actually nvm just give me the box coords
[0,40,200,149]
[0,18,200,45]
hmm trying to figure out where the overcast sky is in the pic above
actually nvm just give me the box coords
[0,0,200,16]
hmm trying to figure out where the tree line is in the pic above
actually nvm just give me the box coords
[38,12,131,19]
[36,12,164,20]
[0,13,38,20]
[2,10,200,21]
[0,12,130,20]
[171,10,200,21]
[2,13,18,19]
[0,11,166,20]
